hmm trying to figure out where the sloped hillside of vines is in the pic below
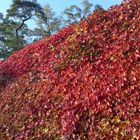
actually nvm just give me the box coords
[0,0,140,139]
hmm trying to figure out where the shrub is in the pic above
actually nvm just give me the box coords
[0,0,140,139]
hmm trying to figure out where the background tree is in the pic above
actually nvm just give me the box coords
[0,18,22,59]
[30,3,62,40]
[0,13,23,59]
[6,0,44,50]
[0,13,3,21]
[63,0,93,25]
[0,0,45,59]
[0,13,7,59]
[94,4,103,10]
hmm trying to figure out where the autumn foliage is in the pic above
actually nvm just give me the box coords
[0,0,140,139]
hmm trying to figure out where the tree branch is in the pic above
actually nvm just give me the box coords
[16,15,32,50]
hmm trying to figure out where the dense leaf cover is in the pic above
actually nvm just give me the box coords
[0,0,140,139]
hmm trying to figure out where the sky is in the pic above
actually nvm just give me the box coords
[0,0,123,28]
[0,0,123,15]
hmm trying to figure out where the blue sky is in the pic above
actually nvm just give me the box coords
[40,0,123,12]
[0,0,123,29]
[1,0,123,15]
